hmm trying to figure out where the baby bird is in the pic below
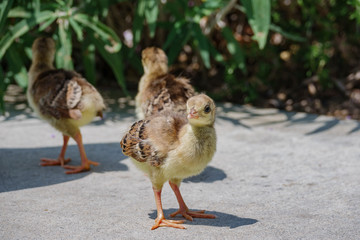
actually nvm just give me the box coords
[27,37,105,174]
[135,47,195,119]
[121,94,217,230]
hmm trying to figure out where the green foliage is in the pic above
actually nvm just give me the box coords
[348,0,360,24]
[0,0,126,112]
[0,0,274,112]
[221,26,246,73]
[5,45,28,88]
[271,0,359,92]
[1,0,359,114]
[241,0,271,49]
[160,0,239,69]
[0,0,14,33]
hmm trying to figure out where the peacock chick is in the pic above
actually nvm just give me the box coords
[27,37,105,174]
[121,94,217,230]
[135,47,195,119]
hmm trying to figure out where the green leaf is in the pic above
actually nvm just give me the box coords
[201,0,225,9]
[241,0,271,49]
[221,26,247,73]
[0,0,14,33]
[165,24,192,65]
[74,13,121,52]
[208,42,224,63]
[33,0,40,16]
[144,0,159,38]
[7,7,31,18]
[349,0,360,23]
[192,24,211,69]
[0,11,54,60]
[69,17,84,41]
[269,24,306,42]
[81,39,96,84]
[89,31,129,95]
[133,0,147,47]
[4,45,28,88]
[163,20,185,50]
[163,0,185,19]
[98,0,109,18]
[55,0,66,7]
[24,46,32,59]
[56,19,74,70]
[65,0,73,8]
[38,15,57,31]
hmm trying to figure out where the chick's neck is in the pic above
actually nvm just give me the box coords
[144,63,168,78]
[28,52,55,85]
[188,123,215,139]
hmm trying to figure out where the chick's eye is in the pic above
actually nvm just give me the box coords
[204,105,211,113]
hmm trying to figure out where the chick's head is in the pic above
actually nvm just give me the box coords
[187,94,216,127]
[141,47,168,74]
[32,37,56,63]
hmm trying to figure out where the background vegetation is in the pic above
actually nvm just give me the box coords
[1,0,360,119]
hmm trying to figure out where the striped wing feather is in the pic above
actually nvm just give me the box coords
[142,75,195,117]
[31,69,89,120]
[120,113,187,167]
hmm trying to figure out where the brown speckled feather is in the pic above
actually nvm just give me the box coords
[121,112,187,167]
[142,74,194,117]
[120,119,162,166]
[136,47,195,119]
[31,69,101,120]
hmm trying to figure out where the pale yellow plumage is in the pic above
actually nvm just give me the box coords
[27,37,105,174]
[121,94,217,229]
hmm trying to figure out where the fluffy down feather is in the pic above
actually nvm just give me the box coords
[135,47,195,119]
[120,94,217,230]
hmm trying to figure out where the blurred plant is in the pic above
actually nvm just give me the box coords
[273,0,359,91]
[2,0,359,115]
[0,0,127,113]
[131,0,277,102]
[151,0,272,72]
[2,0,275,112]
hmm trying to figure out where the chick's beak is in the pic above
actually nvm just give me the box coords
[188,108,199,119]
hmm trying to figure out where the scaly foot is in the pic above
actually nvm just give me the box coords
[151,217,186,230]
[170,209,216,221]
[40,157,71,167]
[63,160,99,174]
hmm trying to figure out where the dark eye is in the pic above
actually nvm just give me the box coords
[204,105,211,113]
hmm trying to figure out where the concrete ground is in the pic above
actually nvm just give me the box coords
[0,96,359,240]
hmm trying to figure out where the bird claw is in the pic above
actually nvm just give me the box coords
[63,165,90,174]
[170,209,216,221]
[151,218,186,230]
[63,160,99,174]
[40,157,71,167]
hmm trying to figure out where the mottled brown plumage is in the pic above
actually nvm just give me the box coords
[121,112,187,167]
[135,47,195,119]
[121,94,217,230]
[27,37,105,174]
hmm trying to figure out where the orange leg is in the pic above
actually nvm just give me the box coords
[63,131,99,174]
[151,187,186,230]
[169,181,216,221]
[40,134,71,167]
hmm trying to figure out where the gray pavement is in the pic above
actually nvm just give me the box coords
[0,97,359,240]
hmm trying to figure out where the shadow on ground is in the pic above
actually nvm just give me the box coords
[148,208,258,229]
[0,142,128,193]
[217,102,360,135]
[183,166,226,183]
